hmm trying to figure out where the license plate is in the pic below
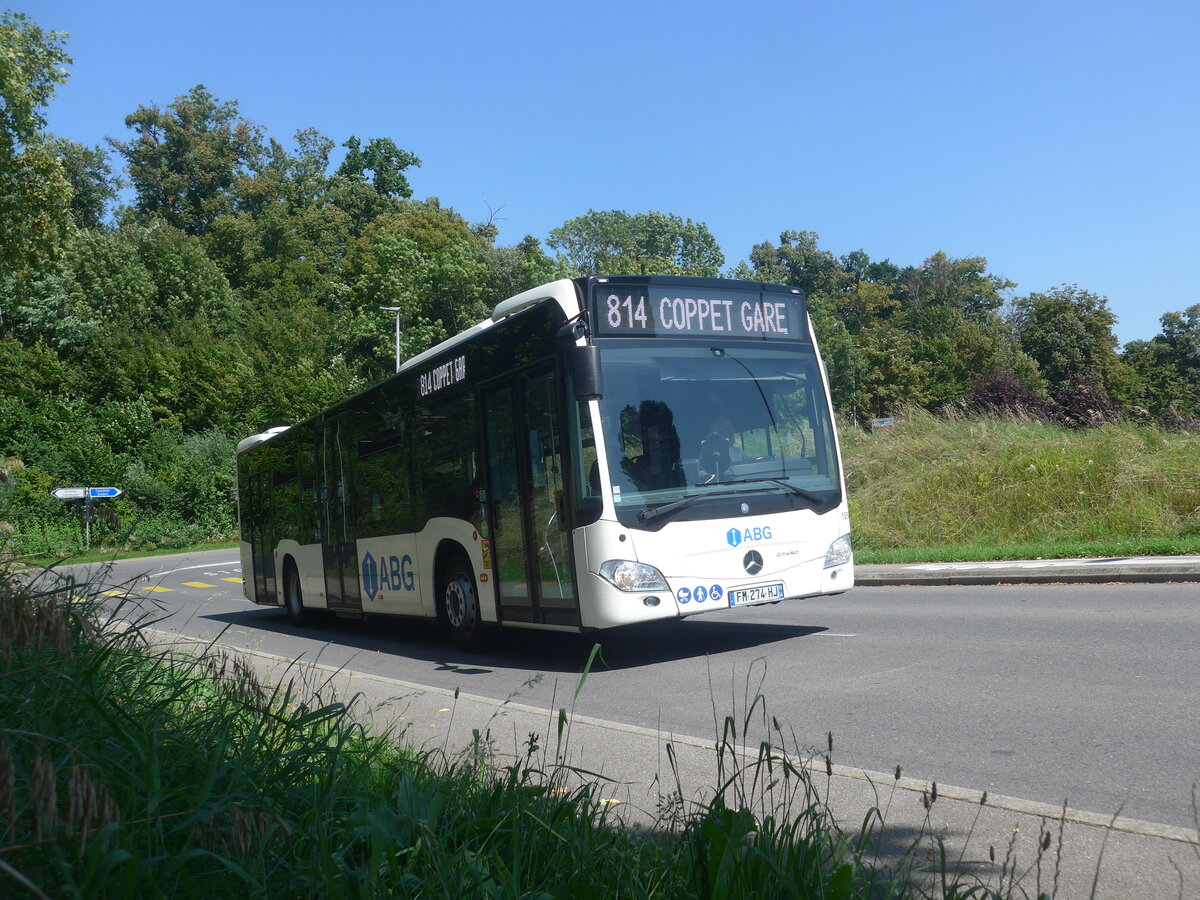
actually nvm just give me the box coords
[729,582,785,606]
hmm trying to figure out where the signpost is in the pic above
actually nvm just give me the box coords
[50,487,122,550]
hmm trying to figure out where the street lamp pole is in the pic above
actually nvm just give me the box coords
[380,306,402,373]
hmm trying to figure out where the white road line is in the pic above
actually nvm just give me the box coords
[148,559,240,578]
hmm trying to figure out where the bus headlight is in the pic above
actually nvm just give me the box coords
[599,560,669,592]
[824,535,852,568]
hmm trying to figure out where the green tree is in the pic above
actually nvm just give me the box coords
[329,136,421,232]
[109,85,265,235]
[336,136,420,199]
[1122,303,1200,419]
[236,127,336,216]
[1011,284,1125,398]
[894,252,1013,321]
[477,234,569,312]
[347,203,491,368]
[547,209,724,276]
[51,137,119,229]
[0,11,73,276]
[746,230,847,296]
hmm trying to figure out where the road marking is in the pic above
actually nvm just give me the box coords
[221,577,243,584]
[182,581,216,588]
[144,586,174,593]
[148,560,239,578]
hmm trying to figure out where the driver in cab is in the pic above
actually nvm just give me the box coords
[699,416,746,482]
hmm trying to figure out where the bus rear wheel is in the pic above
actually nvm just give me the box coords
[283,563,310,625]
[440,553,483,650]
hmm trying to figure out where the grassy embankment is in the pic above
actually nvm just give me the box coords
[842,410,1200,563]
[1,562,1066,899]
[13,411,1200,566]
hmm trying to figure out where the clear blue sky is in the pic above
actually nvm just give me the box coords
[22,0,1200,345]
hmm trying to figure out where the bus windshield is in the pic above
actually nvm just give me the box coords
[594,341,842,527]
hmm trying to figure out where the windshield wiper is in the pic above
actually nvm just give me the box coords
[707,476,827,505]
[639,487,747,522]
[638,495,701,523]
[639,478,826,523]
[764,477,826,504]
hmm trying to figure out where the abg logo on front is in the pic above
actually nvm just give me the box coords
[726,526,773,548]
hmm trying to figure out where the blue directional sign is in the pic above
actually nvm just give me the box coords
[88,487,122,498]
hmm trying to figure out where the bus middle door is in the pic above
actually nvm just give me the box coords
[482,367,579,627]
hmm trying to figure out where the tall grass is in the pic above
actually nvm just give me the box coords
[841,409,1200,558]
[1,557,1064,898]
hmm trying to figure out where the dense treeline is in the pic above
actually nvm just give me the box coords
[1,11,1197,554]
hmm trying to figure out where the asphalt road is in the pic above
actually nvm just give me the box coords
[67,549,1200,831]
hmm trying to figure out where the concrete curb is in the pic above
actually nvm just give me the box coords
[856,556,1200,587]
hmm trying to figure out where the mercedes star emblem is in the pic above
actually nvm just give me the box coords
[743,550,764,575]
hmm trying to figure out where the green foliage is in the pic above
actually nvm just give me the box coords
[1122,303,1200,421]
[1011,284,1126,405]
[50,136,120,229]
[336,135,420,199]
[109,84,265,236]
[548,209,725,276]
[748,229,847,296]
[0,11,74,277]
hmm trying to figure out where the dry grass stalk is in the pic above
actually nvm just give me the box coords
[0,739,13,843]
[65,764,119,855]
[190,806,293,863]
[29,754,56,843]
[0,586,72,668]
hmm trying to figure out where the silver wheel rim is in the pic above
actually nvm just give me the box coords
[445,574,475,629]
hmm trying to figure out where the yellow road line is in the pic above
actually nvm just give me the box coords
[182,581,216,588]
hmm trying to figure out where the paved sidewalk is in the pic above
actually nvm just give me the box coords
[148,628,1200,900]
[856,555,1200,586]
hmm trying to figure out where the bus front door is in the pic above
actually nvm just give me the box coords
[482,368,579,627]
[321,418,362,613]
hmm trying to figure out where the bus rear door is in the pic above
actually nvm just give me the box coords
[320,416,362,613]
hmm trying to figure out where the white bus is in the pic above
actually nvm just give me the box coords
[236,275,853,647]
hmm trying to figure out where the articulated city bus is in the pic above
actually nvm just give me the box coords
[236,275,853,647]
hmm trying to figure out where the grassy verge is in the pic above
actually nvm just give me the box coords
[855,535,1200,565]
[842,410,1200,561]
[1,561,1058,898]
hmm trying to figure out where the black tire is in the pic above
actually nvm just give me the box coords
[440,552,484,650]
[283,563,310,625]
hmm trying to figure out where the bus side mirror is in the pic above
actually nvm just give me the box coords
[571,344,603,402]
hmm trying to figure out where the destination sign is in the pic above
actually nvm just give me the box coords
[419,354,467,397]
[591,286,807,341]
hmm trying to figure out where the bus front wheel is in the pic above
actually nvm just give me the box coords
[440,553,483,650]
[283,563,310,625]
